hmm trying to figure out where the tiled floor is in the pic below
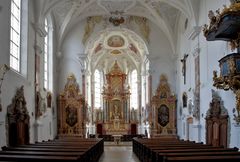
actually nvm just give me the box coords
[98,143,140,162]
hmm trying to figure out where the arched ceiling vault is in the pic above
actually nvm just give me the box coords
[85,28,148,73]
[33,0,196,56]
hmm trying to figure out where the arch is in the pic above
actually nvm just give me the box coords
[85,28,149,73]
[85,28,149,57]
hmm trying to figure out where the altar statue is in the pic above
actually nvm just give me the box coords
[113,105,120,119]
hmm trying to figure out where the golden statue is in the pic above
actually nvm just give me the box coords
[113,105,120,119]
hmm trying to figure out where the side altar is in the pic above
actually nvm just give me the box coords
[95,61,138,135]
[150,74,177,138]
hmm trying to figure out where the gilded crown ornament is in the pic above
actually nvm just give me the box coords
[203,1,240,50]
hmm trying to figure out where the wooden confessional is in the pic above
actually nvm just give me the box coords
[206,91,228,148]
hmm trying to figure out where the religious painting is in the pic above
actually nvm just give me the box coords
[66,105,78,127]
[194,54,200,120]
[160,92,167,99]
[94,43,102,53]
[107,35,125,47]
[111,50,121,55]
[181,54,188,84]
[182,92,187,108]
[158,104,169,127]
[47,91,52,108]
[129,43,138,54]
[110,99,121,120]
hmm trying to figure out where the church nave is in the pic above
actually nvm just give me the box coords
[99,145,140,162]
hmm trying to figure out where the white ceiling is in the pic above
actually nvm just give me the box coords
[34,0,197,55]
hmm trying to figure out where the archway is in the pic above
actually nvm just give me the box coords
[84,28,149,136]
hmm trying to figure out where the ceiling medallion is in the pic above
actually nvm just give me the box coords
[107,35,125,47]
[111,50,122,55]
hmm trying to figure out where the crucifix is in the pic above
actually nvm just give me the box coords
[181,54,189,84]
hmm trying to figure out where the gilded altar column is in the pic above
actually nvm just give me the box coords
[126,99,129,123]
[106,100,109,121]
[82,71,85,98]
[103,99,106,123]
[124,99,128,123]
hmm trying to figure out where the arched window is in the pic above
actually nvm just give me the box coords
[131,70,138,110]
[10,0,22,72]
[10,0,28,76]
[94,70,101,109]
[43,16,53,91]
[44,18,49,89]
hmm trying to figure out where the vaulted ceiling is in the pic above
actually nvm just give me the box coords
[33,0,198,55]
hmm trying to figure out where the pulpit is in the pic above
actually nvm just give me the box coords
[58,74,86,137]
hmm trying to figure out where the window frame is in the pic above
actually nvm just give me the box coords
[44,18,49,90]
[130,69,138,110]
[10,0,22,72]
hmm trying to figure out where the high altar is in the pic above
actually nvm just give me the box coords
[96,61,137,135]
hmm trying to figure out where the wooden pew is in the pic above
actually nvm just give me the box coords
[163,155,240,162]
[0,138,104,162]
[132,138,240,162]
[0,154,80,162]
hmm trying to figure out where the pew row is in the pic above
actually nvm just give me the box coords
[133,138,240,162]
[0,138,104,162]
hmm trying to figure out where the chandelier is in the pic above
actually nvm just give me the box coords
[97,0,136,26]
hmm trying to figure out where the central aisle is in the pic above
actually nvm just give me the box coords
[98,144,140,162]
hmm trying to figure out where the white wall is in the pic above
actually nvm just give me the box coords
[58,19,86,93]
[0,0,35,146]
[177,0,240,148]
[0,0,57,148]
[148,21,176,94]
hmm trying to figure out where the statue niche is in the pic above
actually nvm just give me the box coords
[112,104,120,119]
[150,74,177,138]
[58,74,86,137]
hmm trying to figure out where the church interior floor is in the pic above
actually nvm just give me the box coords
[98,142,140,162]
